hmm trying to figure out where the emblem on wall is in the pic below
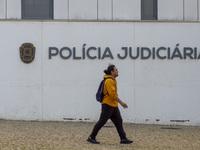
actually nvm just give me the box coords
[20,43,36,64]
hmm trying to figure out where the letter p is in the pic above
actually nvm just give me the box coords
[49,47,59,59]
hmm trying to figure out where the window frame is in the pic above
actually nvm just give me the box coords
[21,0,54,19]
[141,0,157,20]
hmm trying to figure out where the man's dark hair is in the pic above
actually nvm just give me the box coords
[104,65,115,75]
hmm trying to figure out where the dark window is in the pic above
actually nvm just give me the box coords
[22,0,53,19]
[141,0,157,20]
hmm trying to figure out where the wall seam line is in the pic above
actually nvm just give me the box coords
[97,0,98,20]
[183,0,185,20]
[41,22,44,121]
[198,0,199,20]
[68,0,69,19]
[133,22,136,124]
[112,0,113,20]
[6,0,7,19]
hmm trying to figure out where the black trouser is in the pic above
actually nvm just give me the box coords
[90,104,126,140]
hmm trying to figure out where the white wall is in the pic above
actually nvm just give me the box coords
[42,22,135,120]
[0,22,43,120]
[184,0,198,21]
[0,21,200,126]
[7,0,21,19]
[1,0,200,21]
[113,0,140,20]
[134,22,200,125]
[0,0,6,19]
[54,0,69,20]
[158,0,183,21]
[98,0,112,20]
[69,0,97,20]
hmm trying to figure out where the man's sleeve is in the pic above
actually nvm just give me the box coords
[106,79,118,100]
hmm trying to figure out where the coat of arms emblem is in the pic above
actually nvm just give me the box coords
[20,43,36,64]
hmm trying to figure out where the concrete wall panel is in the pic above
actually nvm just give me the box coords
[69,0,97,20]
[158,0,183,21]
[98,0,112,20]
[54,0,69,20]
[113,0,140,20]
[0,0,6,19]
[135,23,200,125]
[7,0,21,19]
[42,22,135,121]
[0,21,200,125]
[1,0,200,21]
[0,22,42,120]
[184,0,198,21]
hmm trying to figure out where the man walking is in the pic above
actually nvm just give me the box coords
[87,65,133,144]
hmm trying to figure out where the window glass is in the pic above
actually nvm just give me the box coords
[22,0,53,19]
[141,0,157,20]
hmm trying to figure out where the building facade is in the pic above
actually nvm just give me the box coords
[0,0,200,126]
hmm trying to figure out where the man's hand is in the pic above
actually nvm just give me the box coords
[120,102,128,109]
[115,97,128,109]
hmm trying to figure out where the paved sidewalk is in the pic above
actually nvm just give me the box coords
[0,120,200,150]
